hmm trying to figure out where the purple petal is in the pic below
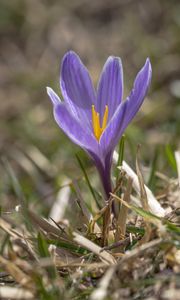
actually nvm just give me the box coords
[60,51,96,130]
[100,101,128,155]
[100,58,152,155]
[124,58,152,125]
[53,103,99,154]
[47,87,61,105]
[97,56,123,121]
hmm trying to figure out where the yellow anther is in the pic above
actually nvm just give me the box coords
[92,105,109,141]
[102,105,108,131]
[92,105,99,138]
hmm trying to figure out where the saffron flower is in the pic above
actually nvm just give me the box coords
[47,51,152,200]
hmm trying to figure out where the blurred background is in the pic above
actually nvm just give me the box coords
[0,0,180,214]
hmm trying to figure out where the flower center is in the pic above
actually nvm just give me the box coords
[92,105,108,141]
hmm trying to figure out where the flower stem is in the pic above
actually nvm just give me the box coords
[96,154,116,245]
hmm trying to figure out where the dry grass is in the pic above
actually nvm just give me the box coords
[0,156,180,299]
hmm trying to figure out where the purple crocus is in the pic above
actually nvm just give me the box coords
[47,51,152,200]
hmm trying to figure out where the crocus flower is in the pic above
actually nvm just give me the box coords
[47,51,152,200]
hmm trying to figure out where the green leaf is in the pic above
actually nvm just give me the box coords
[165,220,180,234]
[131,205,161,221]
[37,233,57,280]
[165,144,177,172]
[126,225,145,235]
[148,146,159,189]
[47,239,88,255]
[37,232,50,257]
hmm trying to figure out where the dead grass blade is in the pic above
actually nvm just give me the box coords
[25,145,57,176]
[136,148,149,211]
[101,237,135,252]
[136,150,152,244]
[56,260,107,271]
[0,256,35,290]
[111,193,163,232]
[13,238,38,261]
[0,217,38,261]
[90,266,115,300]
[28,210,67,238]
[122,160,165,217]
[73,232,116,265]
[115,177,132,242]
[0,218,21,238]
[0,286,33,299]
[49,178,71,222]
[118,238,162,263]
[113,151,165,217]
[73,180,101,233]
[102,203,112,247]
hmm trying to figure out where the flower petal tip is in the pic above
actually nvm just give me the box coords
[46,87,61,106]
[145,58,152,76]
[64,50,76,57]
[106,55,123,68]
[61,50,79,66]
[136,58,152,90]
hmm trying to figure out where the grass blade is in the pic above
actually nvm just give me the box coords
[115,135,125,182]
[165,144,177,172]
[75,154,99,206]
